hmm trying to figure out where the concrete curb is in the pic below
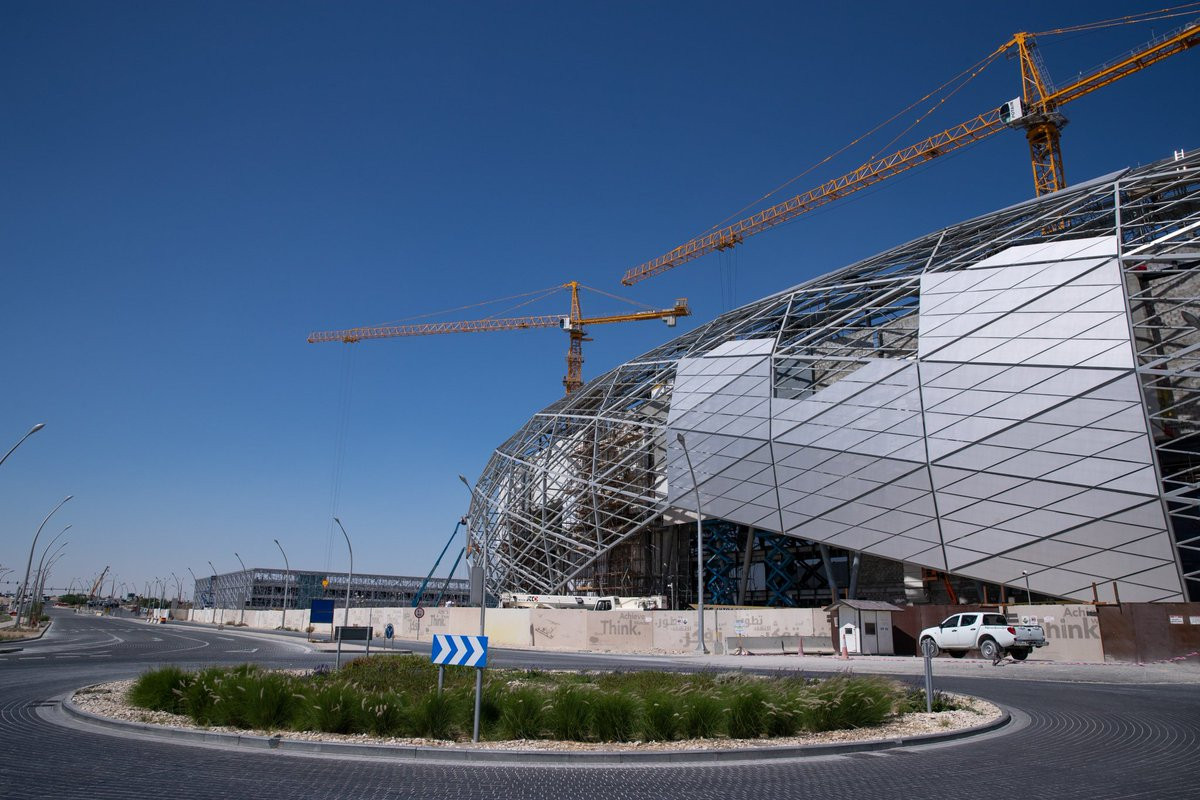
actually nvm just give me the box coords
[0,618,52,648]
[60,689,1011,765]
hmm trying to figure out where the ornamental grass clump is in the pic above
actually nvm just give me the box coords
[798,675,897,732]
[765,694,802,738]
[591,691,638,742]
[680,691,724,739]
[303,682,365,734]
[498,687,547,740]
[726,686,769,740]
[640,689,681,741]
[410,690,456,739]
[128,666,189,714]
[362,691,408,737]
[546,686,593,741]
[239,672,299,731]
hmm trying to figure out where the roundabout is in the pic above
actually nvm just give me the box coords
[1,609,1197,798]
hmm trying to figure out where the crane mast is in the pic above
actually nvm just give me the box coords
[622,15,1200,286]
[88,566,110,600]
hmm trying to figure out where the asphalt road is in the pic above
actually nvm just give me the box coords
[1,608,1197,799]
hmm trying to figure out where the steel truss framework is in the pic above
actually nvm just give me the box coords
[466,152,1200,602]
[194,569,471,610]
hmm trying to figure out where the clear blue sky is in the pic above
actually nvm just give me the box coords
[2,1,1196,598]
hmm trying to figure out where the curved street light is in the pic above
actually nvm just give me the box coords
[32,525,71,607]
[207,560,219,610]
[332,519,354,629]
[273,539,291,631]
[36,543,69,601]
[15,494,72,628]
[0,422,45,470]
[675,433,709,654]
[233,553,249,625]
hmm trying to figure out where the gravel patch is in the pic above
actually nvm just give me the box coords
[73,679,1000,752]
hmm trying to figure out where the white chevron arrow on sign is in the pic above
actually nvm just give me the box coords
[451,635,467,665]
[465,636,485,667]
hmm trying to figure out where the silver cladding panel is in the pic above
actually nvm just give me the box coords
[667,236,1181,602]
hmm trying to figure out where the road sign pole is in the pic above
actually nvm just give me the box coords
[438,666,444,696]
[336,635,343,669]
[922,639,936,713]
[472,668,482,742]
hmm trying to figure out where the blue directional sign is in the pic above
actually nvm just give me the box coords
[431,634,488,668]
[384,623,394,640]
[310,598,335,624]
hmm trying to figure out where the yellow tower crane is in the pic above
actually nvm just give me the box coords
[308,282,689,395]
[622,9,1200,286]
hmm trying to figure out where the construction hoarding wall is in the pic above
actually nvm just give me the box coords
[189,602,1200,663]
[189,606,828,653]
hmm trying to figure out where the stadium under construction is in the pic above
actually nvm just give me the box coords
[462,151,1200,609]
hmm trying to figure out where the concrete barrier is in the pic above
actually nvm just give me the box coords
[725,635,835,655]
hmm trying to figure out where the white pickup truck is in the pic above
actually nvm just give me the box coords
[919,611,1048,662]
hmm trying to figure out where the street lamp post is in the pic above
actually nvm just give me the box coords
[675,433,709,654]
[0,422,45,470]
[1022,570,1032,605]
[171,572,182,605]
[332,518,354,669]
[36,546,68,601]
[15,494,72,628]
[32,524,71,609]
[233,553,249,625]
[207,560,219,611]
[332,519,354,628]
[457,474,487,743]
[186,567,198,606]
[274,538,291,631]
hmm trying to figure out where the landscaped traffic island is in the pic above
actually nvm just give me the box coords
[81,655,996,750]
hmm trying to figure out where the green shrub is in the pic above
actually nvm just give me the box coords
[128,666,189,714]
[640,689,681,741]
[726,687,768,739]
[899,687,962,714]
[499,687,546,740]
[591,691,638,742]
[410,691,457,739]
[681,691,724,739]
[546,686,592,741]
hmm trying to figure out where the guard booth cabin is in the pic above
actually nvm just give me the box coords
[826,599,902,655]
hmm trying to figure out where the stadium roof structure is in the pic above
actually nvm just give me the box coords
[464,150,1200,604]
